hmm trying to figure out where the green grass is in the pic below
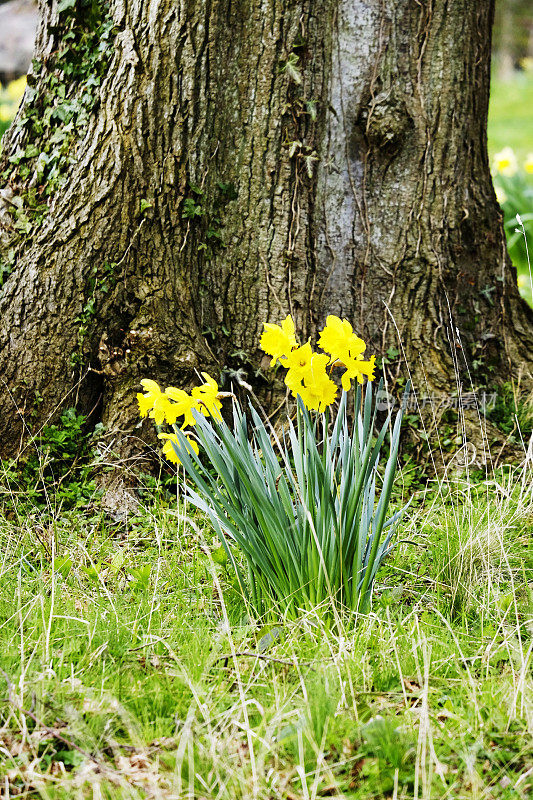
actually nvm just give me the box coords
[488,72,533,162]
[0,462,531,798]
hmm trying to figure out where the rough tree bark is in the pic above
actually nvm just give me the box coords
[0,0,531,460]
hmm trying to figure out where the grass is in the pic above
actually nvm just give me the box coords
[488,71,533,162]
[0,456,531,798]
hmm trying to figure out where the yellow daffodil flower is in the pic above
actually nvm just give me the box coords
[283,342,318,381]
[284,351,337,411]
[493,147,517,177]
[165,387,201,427]
[318,315,366,364]
[159,432,199,464]
[298,370,338,412]
[524,154,533,174]
[260,314,297,366]
[284,351,327,388]
[340,355,376,391]
[191,372,223,419]
[137,379,171,426]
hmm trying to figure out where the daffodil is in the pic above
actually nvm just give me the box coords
[318,315,366,364]
[137,379,171,425]
[260,315,297,366]
[283,342,316,381]
[159,432,199,464]
[524,154,533,175]
[163,387,190,424]
[284,351,337,411]
[165,387,201,427]
[284,351,326,388]
[493,147,517,177]
[191,372,223,419]
[340,355,376,391]
[298,370,338,412]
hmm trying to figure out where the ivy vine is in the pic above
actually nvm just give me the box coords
[0,0,116,286]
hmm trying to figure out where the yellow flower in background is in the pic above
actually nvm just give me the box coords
[0,104,12,122]
[159,432,199,465]
[524,154,533,175]
[260,314,297,366]
[493,147,517,177]
[191,372,223,419]
[6,76,26,101]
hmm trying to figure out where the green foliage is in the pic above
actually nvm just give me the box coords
[493,166,533,306]
[0,408,103,515]
[181,180,237,256]
[281,52,303,85]
[486,380,533,440]
[172,382,410,617]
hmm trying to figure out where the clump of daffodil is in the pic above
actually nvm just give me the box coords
[260,313,375,410]
[137,372,225,464]
[138,315,409,618]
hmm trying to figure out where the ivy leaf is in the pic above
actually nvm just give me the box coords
[58,0,77,13]
[54,750,85,767]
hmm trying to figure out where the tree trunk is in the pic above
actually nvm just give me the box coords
[0,0,532,459]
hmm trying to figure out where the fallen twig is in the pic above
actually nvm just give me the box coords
[214,650,317,667]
